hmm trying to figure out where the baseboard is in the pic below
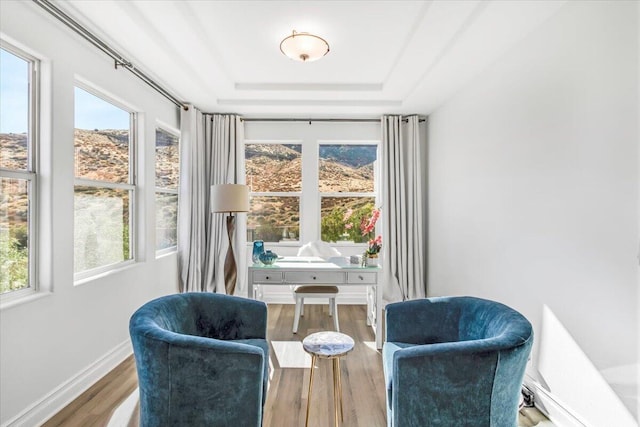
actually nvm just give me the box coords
[524,375,589,427]
[3,340,133,427]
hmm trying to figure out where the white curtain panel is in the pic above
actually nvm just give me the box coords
[381,115,427,301]
[178,109,246,294]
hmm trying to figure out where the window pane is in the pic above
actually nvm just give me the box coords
[155,128,179,189]
[74,186,131,273]
[0,49,29,170]
[0,178,30,293]
[246,144,301,192]
[156,192,177,251]
[319,145,377,192]
[247,196,299,242]
[74,87,130,184]
[320,196,376,243]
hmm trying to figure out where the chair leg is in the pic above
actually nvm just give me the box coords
[332,298,340,332]
[293,296,302,333]
[301,298,304,316]
[329,299,334,316]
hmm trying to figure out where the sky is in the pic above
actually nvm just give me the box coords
[74,87,129,131]
[1,48,130,133]
[1,49,28,134]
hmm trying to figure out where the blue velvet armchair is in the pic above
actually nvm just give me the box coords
[383,296,533,427]
[129,292,269,427]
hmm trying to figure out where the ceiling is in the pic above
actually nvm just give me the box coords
[56,0,566,117]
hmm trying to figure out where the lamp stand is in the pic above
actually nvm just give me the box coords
[224,214,237,295]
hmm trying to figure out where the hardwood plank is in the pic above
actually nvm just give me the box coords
[43,304,550,427]
[43,356,138,427]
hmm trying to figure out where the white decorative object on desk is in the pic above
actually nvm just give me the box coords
[366,256,378,267]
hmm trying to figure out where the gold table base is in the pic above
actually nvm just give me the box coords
[305,355,345,427]
[302,331,354,427]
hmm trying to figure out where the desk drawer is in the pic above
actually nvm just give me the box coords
[347,272,377,284]
[284,271,344,284]
[252,271,283,283]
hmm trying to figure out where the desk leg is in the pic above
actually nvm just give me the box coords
[366,285,373,326]
[375,283,383,349]
[252,284,263,301]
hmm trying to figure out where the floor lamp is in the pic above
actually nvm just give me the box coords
[210,184,250,295]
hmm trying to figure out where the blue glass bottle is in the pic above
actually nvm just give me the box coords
[252,240,265,264]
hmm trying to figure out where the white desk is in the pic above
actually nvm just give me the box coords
[248,257,383,349]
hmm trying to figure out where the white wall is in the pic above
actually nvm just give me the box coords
[427,0,638,423]
[0,2,180,425]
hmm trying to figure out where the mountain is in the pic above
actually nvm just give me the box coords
[0,132,28,171]
[2,133,372,233]
[245,143,376,239]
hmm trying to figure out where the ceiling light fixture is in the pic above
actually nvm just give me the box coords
[280,30,330,62]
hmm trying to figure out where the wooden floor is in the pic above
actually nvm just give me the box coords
[44,304,551,427]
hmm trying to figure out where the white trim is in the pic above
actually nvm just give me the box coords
[317,139,379,145]
[0,41,40,303]
[524,375,589,427]
[2,340,133,427]
[0,290,51,311]
[155,120,180,137]
[74,259,137,285]
[244,139,303,145]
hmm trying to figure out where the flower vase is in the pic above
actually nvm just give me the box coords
[365,254,378,267]
[252,240,265,264]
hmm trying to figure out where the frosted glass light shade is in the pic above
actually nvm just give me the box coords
[210,184,249,213]
[280,31,329,62]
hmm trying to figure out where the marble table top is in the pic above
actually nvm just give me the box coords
[302,331,355,358]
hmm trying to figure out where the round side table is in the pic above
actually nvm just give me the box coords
[302,331,355,427]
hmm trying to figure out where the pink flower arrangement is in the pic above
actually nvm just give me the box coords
[360,208,382,256]
[366,235,382,256]
[360,208,380,236]
[343,209,353,230]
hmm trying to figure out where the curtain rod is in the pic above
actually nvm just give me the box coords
[239,117,426,123]
[33,0,188,111]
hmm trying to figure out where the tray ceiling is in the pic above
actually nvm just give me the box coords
[56,0,565,116]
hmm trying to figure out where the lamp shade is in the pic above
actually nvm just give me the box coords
[210,184,250,213]
[280,31,329,62]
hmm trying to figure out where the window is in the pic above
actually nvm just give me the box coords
[319,144,378,243]
[155,127,179,253]
[0,44,38,297]
[244,138,378,244]
[74,86,135,279]
[246,143,301,242]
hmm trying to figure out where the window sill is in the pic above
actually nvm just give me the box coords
[156,247,177,259]
[74,260,138,287]
[0,290,53,311]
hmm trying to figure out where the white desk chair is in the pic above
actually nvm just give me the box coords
[292,241,341,334]
[293,285,339,333]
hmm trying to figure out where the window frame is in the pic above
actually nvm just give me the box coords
[244,138,379,246]
[154,123,180,257]
[317,140,380,243]
[245,139,303,244]
[73,83,137,282]
[0,41,40,302]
